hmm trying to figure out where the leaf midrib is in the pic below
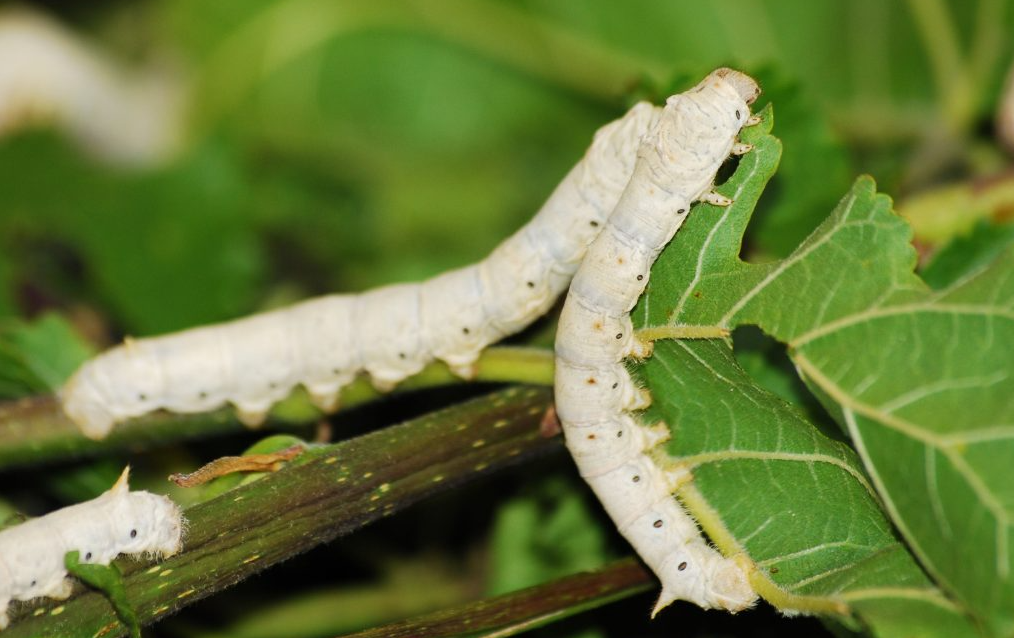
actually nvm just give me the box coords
[790,302,1014,349]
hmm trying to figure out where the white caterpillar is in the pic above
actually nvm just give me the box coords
[0,7,184,166]
[554,68,760,614]
[60,102,661,439]
[0,467,182,630]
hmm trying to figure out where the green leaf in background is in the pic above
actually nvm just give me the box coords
[488,474,613,597]
[898,175,1014,249]
[0,313,92,398]
[748,69,854,258]
[633,107,991,636]
[919,219,1014,290]
[0,135,264,334]
[64,550,141,638]
[0,256,14,319]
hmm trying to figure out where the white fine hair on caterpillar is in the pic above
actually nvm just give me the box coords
[554,68,762,614]
[0,466,183,630]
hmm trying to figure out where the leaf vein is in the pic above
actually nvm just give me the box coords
[791,303,1014,348]
[719,189,860,326]
[798,354,1012,580]
[679,450,878,501]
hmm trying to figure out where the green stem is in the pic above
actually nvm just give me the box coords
[3,387,557,637]
[968,0,1007,98]
[191,0,661,135]
[0,346,553,469]
[904,0,974,132]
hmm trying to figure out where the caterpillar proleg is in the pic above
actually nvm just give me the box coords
[554,68,761,614]
[0,467,182,630]
[60,101,661,439]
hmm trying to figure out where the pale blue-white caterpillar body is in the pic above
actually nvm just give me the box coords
[554,68,761,614]
[0,468,181,629]
[60,102,661,439]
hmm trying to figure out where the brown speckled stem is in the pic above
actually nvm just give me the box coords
[3,386,557,637]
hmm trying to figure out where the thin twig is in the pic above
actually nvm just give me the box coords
[339,558,653,638]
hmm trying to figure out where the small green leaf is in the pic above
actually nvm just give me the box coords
[0,313,93,398]
[64,550,141,638]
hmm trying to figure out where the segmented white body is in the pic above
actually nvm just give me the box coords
[0,8,183,166]
[0,468,182,630]
[60,102,661,439]
[554,69,760,614]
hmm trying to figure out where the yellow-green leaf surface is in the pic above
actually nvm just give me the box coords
[633,106,1004,636]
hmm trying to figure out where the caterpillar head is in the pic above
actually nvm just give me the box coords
[59,367,117,439]
[104,467,184,559]
[60,340,164,439]
[709,67,761,105]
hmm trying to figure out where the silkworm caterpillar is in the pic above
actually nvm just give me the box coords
[60,101,661,439]
[0,7,183,166]
[0,467,182,630]
[554,68,760,614]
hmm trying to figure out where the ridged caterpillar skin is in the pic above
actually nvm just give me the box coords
[554,68,760,614]
[0,467,182,630]
[60,102,661,439]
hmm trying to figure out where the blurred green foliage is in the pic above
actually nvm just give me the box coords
[2,0,1012,342]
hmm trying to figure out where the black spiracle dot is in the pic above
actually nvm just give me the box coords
[85,552,92,560]
[632,475,640,483]
[611,382,618,389]
[653,519,663,528]
[526,281,535,288]
[590,220,599,227]
[637,275,643,281]
[678,561,688,571]
[31,580,36,587]
[130,529,137,538]
[616,430,623,438]
[462,327,470,335]
[677,208,686,214]
[398,352,406,359]
[736,109,741,119]
[615,333,623,340]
